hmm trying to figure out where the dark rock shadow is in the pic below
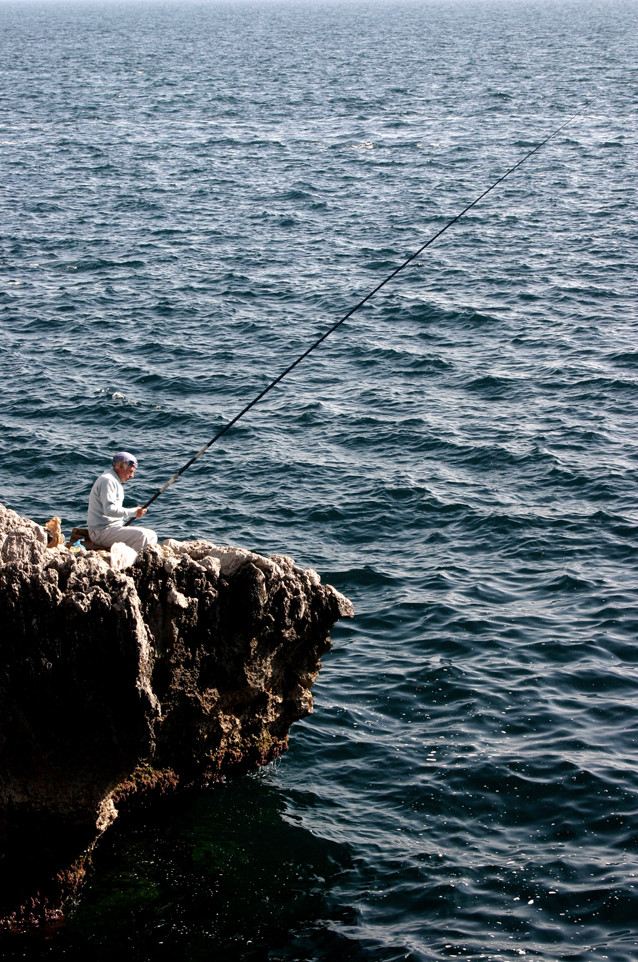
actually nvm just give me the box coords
[0,777,365,962]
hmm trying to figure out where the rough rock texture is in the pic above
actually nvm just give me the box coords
[0,503,353,928]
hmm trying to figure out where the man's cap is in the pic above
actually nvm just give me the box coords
[112,451,138,469]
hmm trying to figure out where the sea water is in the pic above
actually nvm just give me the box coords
[1,0,637,959]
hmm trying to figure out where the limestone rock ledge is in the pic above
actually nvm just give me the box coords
[0,503,353,928]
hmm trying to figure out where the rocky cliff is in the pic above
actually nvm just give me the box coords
[0,503,353,928]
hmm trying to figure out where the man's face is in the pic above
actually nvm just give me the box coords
[114,461,136,483]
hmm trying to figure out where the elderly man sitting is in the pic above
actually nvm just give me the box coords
[87,451,158,552]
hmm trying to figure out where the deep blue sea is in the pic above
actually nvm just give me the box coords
[2,0,638,958]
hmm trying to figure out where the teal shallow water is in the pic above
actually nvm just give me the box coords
[1,0,638,959]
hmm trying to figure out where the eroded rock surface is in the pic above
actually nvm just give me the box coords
[0,503,353,927]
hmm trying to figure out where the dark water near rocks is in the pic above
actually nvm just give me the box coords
[2,0,638,958]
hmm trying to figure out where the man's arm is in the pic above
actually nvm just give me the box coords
[100,475,138,523]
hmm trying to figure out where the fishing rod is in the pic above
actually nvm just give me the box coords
[126,111,581,523]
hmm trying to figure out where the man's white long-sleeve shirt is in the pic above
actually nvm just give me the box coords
[87,468,137,532]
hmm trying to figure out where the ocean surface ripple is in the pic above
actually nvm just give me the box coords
[1,0,637,959]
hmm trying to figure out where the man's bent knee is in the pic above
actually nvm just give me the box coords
[89,526,157,553]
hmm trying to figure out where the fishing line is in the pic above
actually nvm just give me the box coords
[127,110,581,522]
